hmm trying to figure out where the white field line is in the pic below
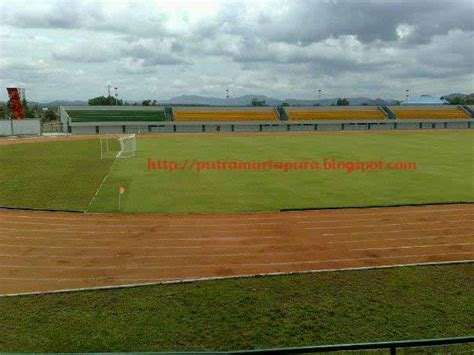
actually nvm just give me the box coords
[0,252,472,271]
[0,207,472,222]
[329,233,474,244]
[304,220,473,230]
[352,242,474,252]
[1,259,473,298]
[85,153,118,212]
[323,226,472,236]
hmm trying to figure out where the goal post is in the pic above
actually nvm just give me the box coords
[100,134,136,159]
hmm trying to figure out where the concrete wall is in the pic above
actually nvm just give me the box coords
[71,126,96,135]
[66,119,474,135]
[99,126,123,134]
[0,119,41,136]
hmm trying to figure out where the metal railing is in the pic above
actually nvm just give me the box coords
[228,336,474,354]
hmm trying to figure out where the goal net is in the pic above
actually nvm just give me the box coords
[100,134,136,159]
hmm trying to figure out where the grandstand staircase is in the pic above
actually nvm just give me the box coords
[276,106,288,121]
[460,105,473,118]
[380,106,396,119]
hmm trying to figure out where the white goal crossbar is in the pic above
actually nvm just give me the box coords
[100,134,136,159]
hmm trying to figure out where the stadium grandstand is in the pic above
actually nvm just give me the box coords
[284,106,387,121]
[67,110,166,122]
[390,106,470,120]
[59,104,473,134]
[173,107,279,122]
[60,106,168,134]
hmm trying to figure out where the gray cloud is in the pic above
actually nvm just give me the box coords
[0,0,473,102]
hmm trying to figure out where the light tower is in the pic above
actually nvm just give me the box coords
[114,87,119,105]
[226,89,229,99]
[405,89,410,103]
[318,89,322,100]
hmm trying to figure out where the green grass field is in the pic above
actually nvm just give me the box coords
[0,131,472,213]
[0,139,113,211]
[67,110,166,122]
[0,264,472,352]
[90,131,474,213]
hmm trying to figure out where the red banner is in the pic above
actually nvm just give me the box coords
[6,88,25,119]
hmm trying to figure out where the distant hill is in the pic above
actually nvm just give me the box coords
[158,95,399,106]
[8,93,471,108]
[41,100,88,108]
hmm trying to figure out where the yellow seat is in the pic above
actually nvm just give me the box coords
[392,109,469,120]
[287,110,385,121]
[173,111,279,122]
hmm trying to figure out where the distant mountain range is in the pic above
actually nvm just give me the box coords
[157,94,401,106]
[3,93,472,107]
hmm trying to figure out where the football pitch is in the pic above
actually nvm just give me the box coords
[0,131,473,213]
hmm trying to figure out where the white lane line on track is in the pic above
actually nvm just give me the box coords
[1,215,472,228]
[305,220,473,230]
[0,243,292,250]
[329,233,474,244]
[0,207,472,222]
[0,220,281,228]
[0,252,472,271]
[0,227,128,234]
[323,226,472,236]
[3,220,470,235]
[0,252,297,259]
[352,242,474,251]
[297,215,474,224]
[0,235,283,242]
[0,227,274,234]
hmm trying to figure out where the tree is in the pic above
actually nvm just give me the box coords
[251,98,267,106]
[88,96,123,106]
[445,96,463,105]
[43,109,58,122]
[280,102,289,107]
[20,98,36,118]
[336,98,350,106]
[142,100,151,106]
[0,103,8,119]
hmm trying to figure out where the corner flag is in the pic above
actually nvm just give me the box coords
[118,185,126,210]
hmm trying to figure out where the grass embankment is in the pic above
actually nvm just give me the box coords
[0,264,472,352]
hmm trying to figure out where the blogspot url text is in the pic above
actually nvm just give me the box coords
[147,158,417,174]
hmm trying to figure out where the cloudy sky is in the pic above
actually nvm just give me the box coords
[0,0,473,102]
